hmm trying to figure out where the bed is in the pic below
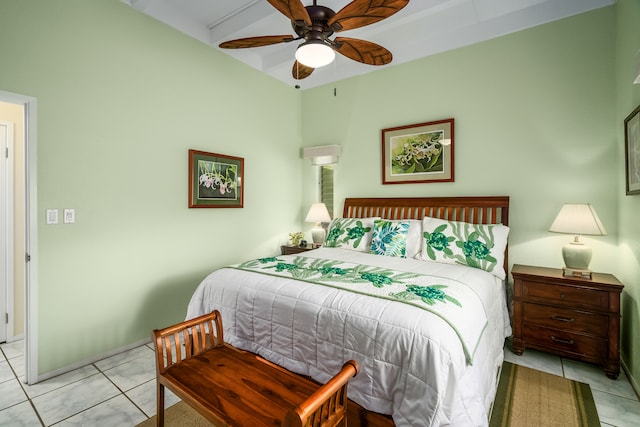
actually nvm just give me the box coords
[186,196,512,427]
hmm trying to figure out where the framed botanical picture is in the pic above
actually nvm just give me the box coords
[382,118,454,184]
[188,149,244,208]
[625,104,640,195]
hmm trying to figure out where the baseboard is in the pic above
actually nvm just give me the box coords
[34,337,151,384]
[621,357,640,400]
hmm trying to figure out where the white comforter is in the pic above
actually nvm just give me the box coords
[186,248,511,427]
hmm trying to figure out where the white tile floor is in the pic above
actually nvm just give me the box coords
[1,338,639,426]
[0,340,179,426]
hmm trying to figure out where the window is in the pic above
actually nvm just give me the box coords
[320,165,334,219]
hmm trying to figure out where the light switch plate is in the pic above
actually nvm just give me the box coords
[46,209,58,224]
[63,208,75,224]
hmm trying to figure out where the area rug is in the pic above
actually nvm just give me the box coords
[490,362,600,427]
[136,402,212,427]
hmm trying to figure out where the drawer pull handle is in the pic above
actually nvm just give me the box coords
[551,336,574,345]
[551,315,575,323]
[560,294,565,299]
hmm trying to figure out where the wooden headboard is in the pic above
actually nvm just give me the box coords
[342,196,510,271]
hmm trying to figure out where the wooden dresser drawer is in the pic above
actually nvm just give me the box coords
[522,282,608,310]
[523,303,608,337]
[523,324,606,361]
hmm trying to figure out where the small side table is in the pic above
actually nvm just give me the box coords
[280,245,316,255]
[511,264,623,379]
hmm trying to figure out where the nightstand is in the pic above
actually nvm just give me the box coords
[511,264,623,379]
[280,245,316,255]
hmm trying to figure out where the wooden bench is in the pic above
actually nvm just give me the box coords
[152,310,359,427]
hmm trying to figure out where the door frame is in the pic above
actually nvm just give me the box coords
[1,120,15,344]
[0,90,38,384]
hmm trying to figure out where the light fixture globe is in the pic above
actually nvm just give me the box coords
[295,40,335,68]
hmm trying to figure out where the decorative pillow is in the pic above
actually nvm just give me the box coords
[419,217,510,279]
[404,219,423,259]
[324,217,378,252]
[370,220,410,257]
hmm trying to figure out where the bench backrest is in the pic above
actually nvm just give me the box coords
[152,310,224,374]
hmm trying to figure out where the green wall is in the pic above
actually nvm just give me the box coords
[616,0,640,394]
[0,0,302,374]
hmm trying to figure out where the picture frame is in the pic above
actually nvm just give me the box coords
[625,105,640,195]
[382,118,454,185]
[188,149,244,208]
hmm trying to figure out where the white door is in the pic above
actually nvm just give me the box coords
[0,120,13,344]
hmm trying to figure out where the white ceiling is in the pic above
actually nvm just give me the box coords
[122,0,614,90]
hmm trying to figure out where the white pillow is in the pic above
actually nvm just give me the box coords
[324,217,379,252]
[405,219,423,259]
[418,216,509,279]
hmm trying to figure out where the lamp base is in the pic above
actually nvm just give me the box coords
[562,240,592,270]
[311,225,326,245]
[562,267,592,279]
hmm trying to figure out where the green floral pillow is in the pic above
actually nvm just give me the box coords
[370,220,410,257]
[324,217,379,252]
[419,217,510,279]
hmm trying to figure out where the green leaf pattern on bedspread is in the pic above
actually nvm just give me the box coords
[234,255,488,363]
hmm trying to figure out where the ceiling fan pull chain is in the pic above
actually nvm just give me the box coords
[333,59,337,97]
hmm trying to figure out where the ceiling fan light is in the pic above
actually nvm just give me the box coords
[295,41,335,68]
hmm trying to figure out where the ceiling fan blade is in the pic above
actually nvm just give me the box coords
[267,0,311,26]
[334,37,392,65]
[292,60,314,80]
[328,0,409,31]
[219,35,295,49]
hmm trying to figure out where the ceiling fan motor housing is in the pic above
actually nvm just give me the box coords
[293,5,337,42]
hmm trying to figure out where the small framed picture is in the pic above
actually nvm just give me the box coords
[188,149,244,208]
[625,104,640,195]
[382,118,454,184]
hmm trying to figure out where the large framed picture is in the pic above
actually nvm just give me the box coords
[625,105,640,196]
[382,118,454,184]
[188,149,244,208]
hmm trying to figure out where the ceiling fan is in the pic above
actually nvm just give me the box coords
[219,0,410,80]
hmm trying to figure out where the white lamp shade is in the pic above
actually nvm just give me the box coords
[295,41,335,68]
[305,203,331,223]
[549,203,607,236]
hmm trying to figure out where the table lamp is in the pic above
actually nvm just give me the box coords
[549,203,607,277]
[305,202,331,246]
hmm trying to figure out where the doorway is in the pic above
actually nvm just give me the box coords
[0,90,37,384]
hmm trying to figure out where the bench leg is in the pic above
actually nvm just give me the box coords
[156,381,165,427]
